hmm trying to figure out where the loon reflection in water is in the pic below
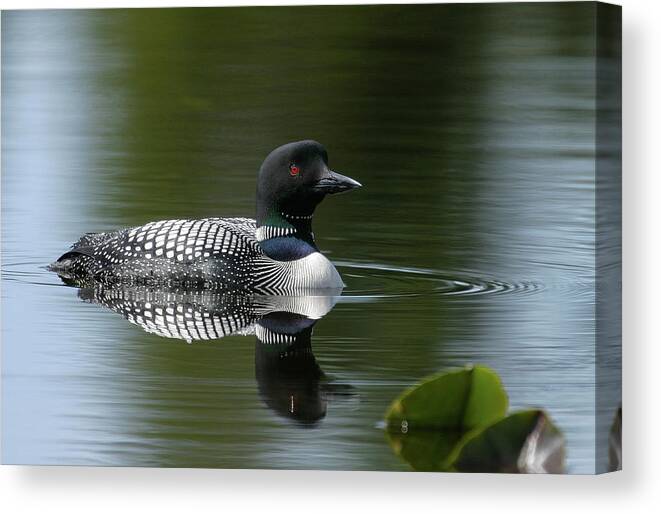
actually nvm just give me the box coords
[75,284,354,425]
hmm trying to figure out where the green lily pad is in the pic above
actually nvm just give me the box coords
[385,365,508,432]
[386,429,465,472]
[454,409,565,473]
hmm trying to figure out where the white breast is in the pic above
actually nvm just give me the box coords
[289,252,345,290]
[253,252,345,294]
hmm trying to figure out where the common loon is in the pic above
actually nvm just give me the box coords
[50,140,361,294]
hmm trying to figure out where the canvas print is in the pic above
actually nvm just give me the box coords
[1,2,621,473]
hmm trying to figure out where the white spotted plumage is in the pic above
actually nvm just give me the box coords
[53,216,344,293]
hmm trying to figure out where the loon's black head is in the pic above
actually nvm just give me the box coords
[255,140,361,230]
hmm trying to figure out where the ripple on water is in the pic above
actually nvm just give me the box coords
[1,260,68,288]
[335,261,546,299]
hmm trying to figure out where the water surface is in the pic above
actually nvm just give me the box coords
[2,4,611,472]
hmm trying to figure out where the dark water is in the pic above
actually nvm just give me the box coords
[1,4,617,472]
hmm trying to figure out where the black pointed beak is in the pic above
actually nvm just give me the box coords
[312,170,362,195]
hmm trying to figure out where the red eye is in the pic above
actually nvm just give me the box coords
[289,164,300,176]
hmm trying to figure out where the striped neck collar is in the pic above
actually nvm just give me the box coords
[256,224,298,242]
[256,211,315,246]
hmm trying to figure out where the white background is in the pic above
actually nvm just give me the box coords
[0,0,658,512]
